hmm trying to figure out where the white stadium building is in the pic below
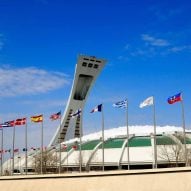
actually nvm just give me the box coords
[2,126,191,174]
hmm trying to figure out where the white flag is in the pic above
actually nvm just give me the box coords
[139,96,154,108]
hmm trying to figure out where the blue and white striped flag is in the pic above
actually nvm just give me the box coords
[70,108,82,118]
[113,99,127,108]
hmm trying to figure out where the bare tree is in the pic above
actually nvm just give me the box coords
[158,144,183,167]
[33,150,58,174]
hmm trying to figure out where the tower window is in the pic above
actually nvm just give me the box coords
[82,62,87,67]
[94,64,99,69]
[88,63,93,67]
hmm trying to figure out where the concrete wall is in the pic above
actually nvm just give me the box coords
[0,167,191,191]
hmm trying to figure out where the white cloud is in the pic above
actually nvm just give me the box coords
[168,45,191,53]
[0,67,70,97]
[21,99,67,108]
[141,34,170,47]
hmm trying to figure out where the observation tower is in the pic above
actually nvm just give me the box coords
[49,55,107,146]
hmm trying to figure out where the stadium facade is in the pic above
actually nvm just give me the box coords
[2,129,191,173]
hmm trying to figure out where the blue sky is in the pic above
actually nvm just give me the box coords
[0,0,191,149]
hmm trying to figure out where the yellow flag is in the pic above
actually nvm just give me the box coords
[31,114,43,123]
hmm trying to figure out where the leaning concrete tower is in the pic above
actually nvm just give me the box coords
[49,55,107,146]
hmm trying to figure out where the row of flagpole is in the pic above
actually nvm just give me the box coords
[140,92,187,167]
[0,92,188,175]
[0,112,61,176]
[80,92,187,170]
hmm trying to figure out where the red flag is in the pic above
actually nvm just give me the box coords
[167,93,182,104]
[50,111,61,121]
[72,145,78,150]
[0,150,4,154]
[15,118,26,126]
[8,120,15,126]
[14,148,19,153]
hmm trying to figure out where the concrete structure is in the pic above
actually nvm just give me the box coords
[49,55,107,145]
[2,131,191,174]
[0,167,191,191]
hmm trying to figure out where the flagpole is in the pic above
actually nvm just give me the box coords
[59,117,62,174]
[41,121,43,174]
[12,124,15,175]
[125,100,130,170]
[79,111,82,173]
[25,119,28,175]
[6,152,8,172]
[153,97,157,169]
[67,147,68,173]
[180,99,187,166]
[9,151,11,174]
[102,104,105,171]
[0,127,3,176]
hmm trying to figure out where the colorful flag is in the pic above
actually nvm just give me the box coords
[90,104,102,113]
[31,114,43,123]
[113,99,127,108]
[14,148,19,153]
[167,93,182,104]
[0,150,4,154]
[139,96,154,108]
[62,144,67,150]
[72,145,78,150]
[5,149,11,153]
[70,109,82,118]
[50,111,61,121]
[0,120,15,128]
[15,118,26,126]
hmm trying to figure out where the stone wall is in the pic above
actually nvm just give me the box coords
[0,167,191,191]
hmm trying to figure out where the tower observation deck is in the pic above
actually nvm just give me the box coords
[49,55,107,146]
